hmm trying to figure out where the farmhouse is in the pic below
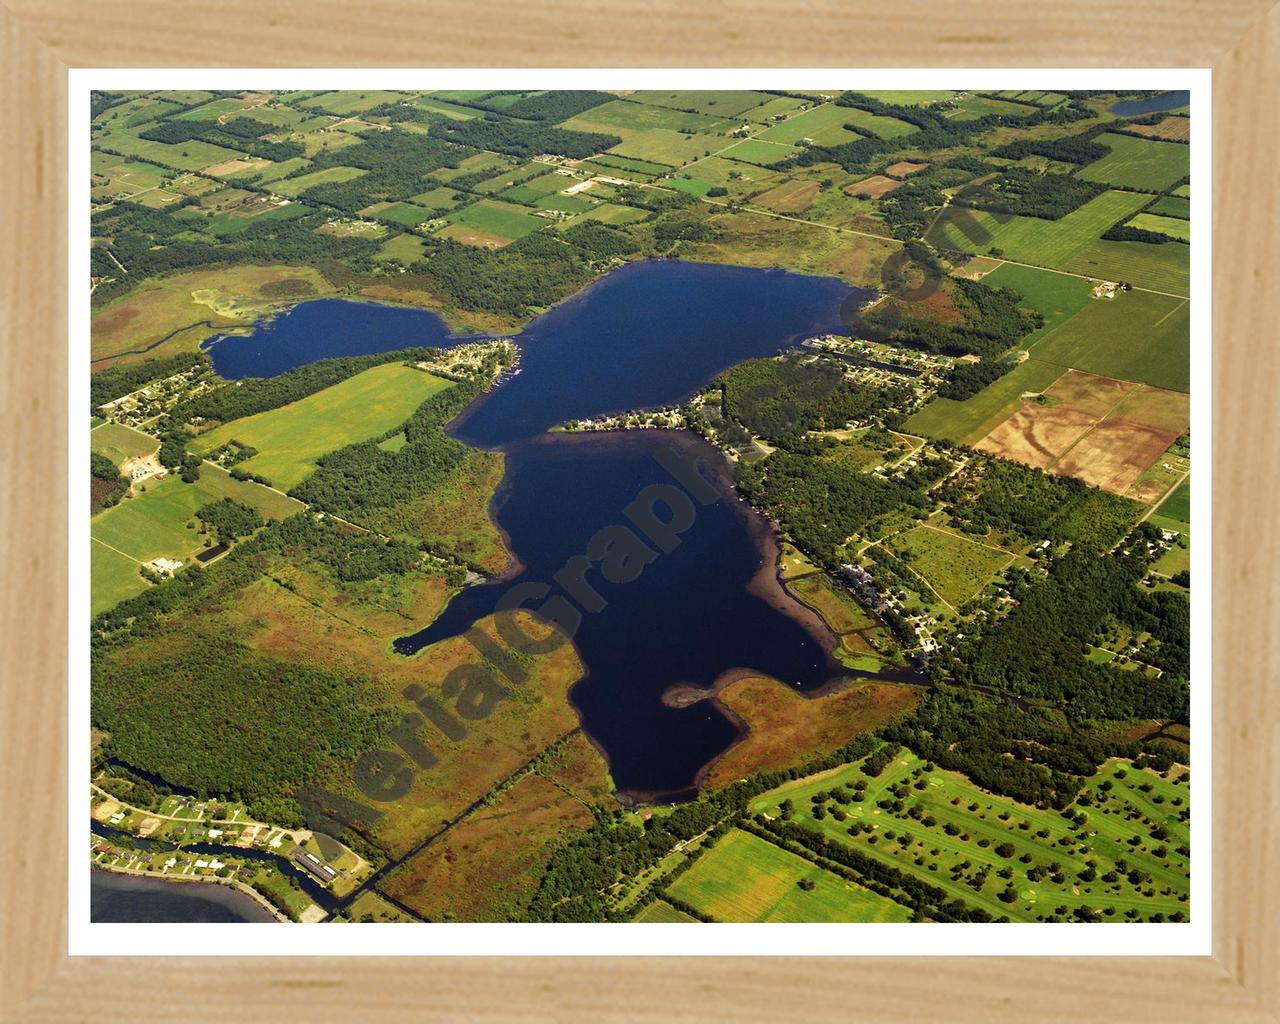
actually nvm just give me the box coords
[145,557,183,577]
[1091,280,1118,300]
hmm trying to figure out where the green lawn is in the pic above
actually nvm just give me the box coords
[189,364,453,490]
[904,358,1065,444]
[1078,134,1191,193]
[90,423,159,467]
[90,466,304,616]
[926,190,1189,295]
[890,526,1015,607]
[667,829,911,923]
[1030,288,1190,392]
[749,748,1190,922]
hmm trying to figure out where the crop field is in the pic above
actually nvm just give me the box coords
[362,201,434,227]
[499,173,576,204]
[1128,213,1191,242]
[1052,386,1189,495]
[272,165,367,198]
[1030,289,1190,392]
[96,130,246,172]
[409,186,465,211]
[560,99,729,137]
[90,466,303,615]
[1147,195,1190,219]
[1078,134,1191,192]
[981,263,1094,343]
[667,828,912,923]
[844,175,903,199]
[945,95,1035,120]
[888,526,1016,607]
[925,190,1189,295]
[757,104,870,147]
[717,139,795,167]
[298,90,404,115]
[1152,477,1192,533]
[632,900,697,923]
[1173,183,1191,197]
[190,364,453,490]
[751,179,821,214]
[858,90,955,106]
[631,90,776,118]
[749,748,1190,922]
[90,423,160,467]
[442,199,545,244]
[836,106,919,140]
[1126,116,1191,142]
[904,358,1065,444]
[607,128,723,167]
[92,96,183,130]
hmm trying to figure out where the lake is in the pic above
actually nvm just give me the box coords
[91,869,275,923]
[208,259,897,798]
[1108,90,1191,116]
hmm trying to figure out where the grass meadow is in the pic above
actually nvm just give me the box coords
[1078,134,1191,192]
[189,364,453,490]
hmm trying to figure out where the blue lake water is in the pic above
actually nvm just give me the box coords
[1108,90,1190,116]
[204,259,915,797]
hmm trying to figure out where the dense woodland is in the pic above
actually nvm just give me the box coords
[954,167,1106,221]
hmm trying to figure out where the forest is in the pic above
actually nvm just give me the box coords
[864,276,1041,359]
[954,167,1106,220]
[433,116,621,160]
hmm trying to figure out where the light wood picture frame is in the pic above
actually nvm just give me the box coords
[2,2,1277,1019]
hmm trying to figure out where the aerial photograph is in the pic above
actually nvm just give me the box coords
[87,86,1192,926]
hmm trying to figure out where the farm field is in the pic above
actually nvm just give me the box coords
[441,199,544,245]
[1030,289,1190,392]
[189,364,453,491]
[858,90,955,106]
[1153,477,1192,530]
[607,128,724,167]
[362,201,435,227]
[631,90,776,118]
[925,191,1189,295]
[757,104,876,146]
[1078,134,1191,192]
[666,828,912,923]
[632,900,697,923]
[560,99,729,137]
[90,466,303,615]
[749,748,1190,922]
[90,423,159,466]
[1128,213,1191,242]
[1147,195,1191,219]
[981,263,1094,343]
[904,358,1065,444]
[716,139,795,167]
[272,165,367,198]
[888,526,1017,607]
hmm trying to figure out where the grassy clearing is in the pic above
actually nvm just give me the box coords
[1078,134,1191,192]
[443,199,544,243]
[1030,289,1189,392]
[607,129,724,167]
[905,358,1065,444]
[926,191,1189,295]
[750,749,1190,922]
[787,574,876,633]
[888,526,1015,607]
[190,364,453,491]
[667,828,911,922]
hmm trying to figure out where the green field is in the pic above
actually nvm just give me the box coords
[1156,477,1191,524]
[443,199,545,242]
[409,186,465,211]
[756,104,872,147]
[946,95,1036,120]
[631,900,697,923]
[374,234,427,263]
[857,90,955,106]
[273,165,367,198]
[90,423,159,467]
[90,466,304,615]
[1030,289,1190,392]
[904,358,1065,443]
[717,139,796,167]
[96,130,246,172]
[666,829,911,923]
[836,105,919,140]
[1172,184,1191,198]
[298,90,405,115]
[190,364,453,490]
[926,191,1189,295]
[890,526,1015,607]
[607,129,724,167]
[633,90,776,118]
[365,202,434,227]
[749,748,1190,922]
[982,262,1095,345]
[1078,134,1191,192]
[235,157,312,184]
[560,99,729,137]
[1148,195,1191,219]
[1128,213,1191,242]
